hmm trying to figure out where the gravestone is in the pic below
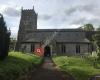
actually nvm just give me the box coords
[90,75,100,80]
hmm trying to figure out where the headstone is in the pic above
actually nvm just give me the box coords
[90,75,100,80]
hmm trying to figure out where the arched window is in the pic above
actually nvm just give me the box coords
[31,43,34,52]
[76,45,80,53]
[61,44,66,53]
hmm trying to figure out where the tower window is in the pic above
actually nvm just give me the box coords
[23,21,29,25]
[61,44,66,53]
[76,45,80,53]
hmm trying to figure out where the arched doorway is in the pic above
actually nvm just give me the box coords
[44,46,51,57]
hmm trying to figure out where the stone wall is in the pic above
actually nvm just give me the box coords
[56,43,91,56]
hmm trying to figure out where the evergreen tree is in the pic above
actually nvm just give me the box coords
[0,14,10,60]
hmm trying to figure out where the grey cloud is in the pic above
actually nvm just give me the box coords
[70,18,89,25]
[88,19,100,25]
[78,5,96,13]
[3,7,20,17]
[70,17,100,26]
[65,7,77,15]
[65,3,100,27]
[39,14,52,20]
[65,4,95,15]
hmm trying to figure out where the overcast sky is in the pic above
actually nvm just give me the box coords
[0,0,100,38]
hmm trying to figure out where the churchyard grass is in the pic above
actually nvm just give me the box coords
[0,51,42,80]
[53,55,100,80]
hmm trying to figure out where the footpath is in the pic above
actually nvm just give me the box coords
[29,57,74,80]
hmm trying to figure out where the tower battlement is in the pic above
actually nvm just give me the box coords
[21,6,35,12]
[21,7,37,16]
[22,9,34,11]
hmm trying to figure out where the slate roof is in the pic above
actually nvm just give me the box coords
[34,29,84,32]
[22,29,90,43]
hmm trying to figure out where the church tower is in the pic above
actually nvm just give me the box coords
[15,6,38,51]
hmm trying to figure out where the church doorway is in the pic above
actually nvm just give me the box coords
[44,46,51,57]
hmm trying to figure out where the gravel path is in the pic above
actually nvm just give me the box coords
[30,57,74,80]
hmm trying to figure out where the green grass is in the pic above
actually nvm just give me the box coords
[0,51,42,80]
[53,56,100,80]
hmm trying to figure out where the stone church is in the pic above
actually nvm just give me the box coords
[15,7,95,56]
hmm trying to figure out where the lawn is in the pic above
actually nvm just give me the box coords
[0,52,42,80]
[53,56,100,80]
